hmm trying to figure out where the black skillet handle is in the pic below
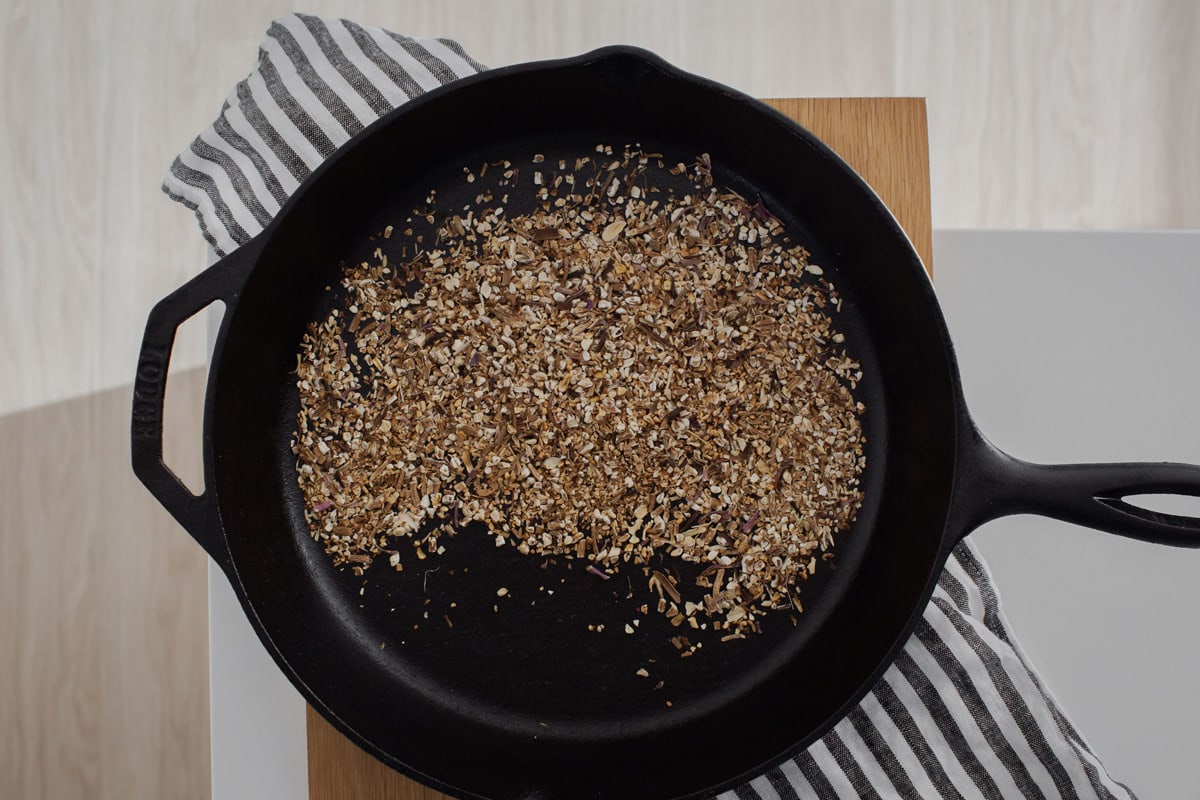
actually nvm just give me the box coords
[953,426,1200,547]
[130,241,259,572]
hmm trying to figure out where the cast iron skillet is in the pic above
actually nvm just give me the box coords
[132,47,1200,800]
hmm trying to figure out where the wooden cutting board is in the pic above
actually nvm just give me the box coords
[307,96,933,800]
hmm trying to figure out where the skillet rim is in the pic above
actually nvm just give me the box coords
[202,44,969,800]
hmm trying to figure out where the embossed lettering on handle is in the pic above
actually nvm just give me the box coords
[132,343,169,439]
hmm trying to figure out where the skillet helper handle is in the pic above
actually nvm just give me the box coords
[959,433,1200,547]
[130,242,257,571]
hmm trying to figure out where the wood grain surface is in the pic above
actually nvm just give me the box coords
[0,369,211,800]
[764,98,933,274]
[306,96,933,800]
[3,0,1198,418]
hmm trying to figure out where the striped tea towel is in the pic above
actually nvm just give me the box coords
[164,14,1135,800]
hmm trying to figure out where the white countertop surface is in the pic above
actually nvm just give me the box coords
[208,230,1200,799]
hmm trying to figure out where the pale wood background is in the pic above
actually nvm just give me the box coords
[1,1,1197,798]
[0,371,211,800]
[2,0,1199,416]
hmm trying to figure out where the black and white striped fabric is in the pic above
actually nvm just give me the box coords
[164,13,485,256]
[164,14,1135,800]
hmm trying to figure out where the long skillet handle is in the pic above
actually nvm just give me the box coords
[130,240,260,573]
[953,425,1200,547]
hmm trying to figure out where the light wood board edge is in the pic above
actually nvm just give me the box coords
[762,97,933,274]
